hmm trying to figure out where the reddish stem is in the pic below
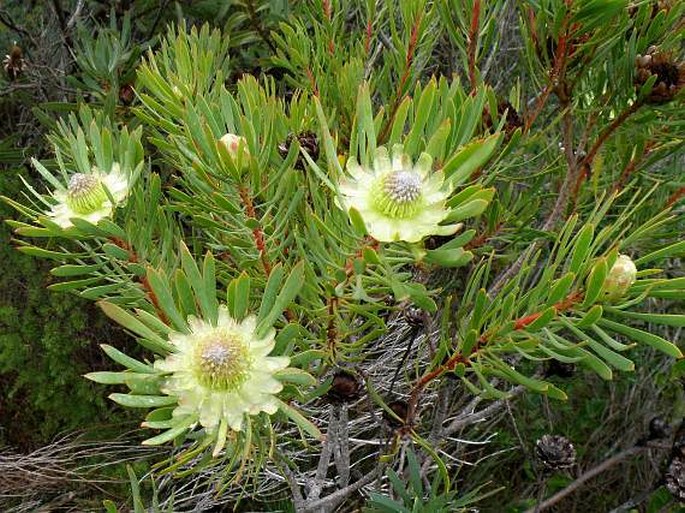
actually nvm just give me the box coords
[582,100,644,170]
[365,18,373,55]
[377,11,423,143]
[238,186,272,275]
[524,14,571,132]
[667,187,685,208]
[406,290,584,422]
[109,237,170,325]
[467,0,481,93]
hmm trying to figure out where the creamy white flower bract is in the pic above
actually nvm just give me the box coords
[602,254,638,301]
[50,163,129,228]
[155,305,289,432]
[338,145,460,243]
[219,132,250,160]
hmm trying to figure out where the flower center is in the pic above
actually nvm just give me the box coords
[65,173,108,215]
[194,334,251,391]
[373,170,423,219]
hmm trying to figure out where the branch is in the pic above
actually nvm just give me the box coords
[581,100,644,171]
[302,466,382,512]
[444,384,526,435]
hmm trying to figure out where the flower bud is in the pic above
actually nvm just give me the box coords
[602,254,637,302]
[219,133,250,162]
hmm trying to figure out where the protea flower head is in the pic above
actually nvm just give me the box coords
[338,145,461,243]
[154,305,289,432]
[219,132,250,160]
[49,163,130,229]
[601,254,637,302]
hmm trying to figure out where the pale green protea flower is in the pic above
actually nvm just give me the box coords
[601,254,638,301]
[49,163,130,228]
[338,145,461,243]
[154,305,289,432]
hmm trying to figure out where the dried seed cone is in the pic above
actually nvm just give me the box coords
[3,44,25,81]
[383,399,409,428]
[484,100,523,137]
[535,435,576,471]
[327,370,362,403]
[666,455,685,503]
[278,131,320,170]
[635,47,685,104]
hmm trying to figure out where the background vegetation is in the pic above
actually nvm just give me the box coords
[1,0,683,512]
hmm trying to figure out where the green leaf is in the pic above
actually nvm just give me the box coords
[546,273,576,306]
[51,263,105,277]
[256,262,304,337]
[274,368,317,386]
[582,258,607,308]
[604,308,685,328]
[491,359,549,392]
[108,393,177,408]
[275,399,323,440]
[443,199,490,224]
[598,319,682,358]
[561,318,634,372]
[423,246,474,267]
[101,344,156,373]
[544,330,613,379]
[85,371,152,384]
[227,272,251,321]
[141,421,194,446]
[258,263,284,322]
[576,305,603,328]
[635,240,685,266]
[98,301,174,353]
[526,307,557,331]
[569,224,594,274]
[347,207,368,237]
[442,133,501,187]
[146,268,188,331]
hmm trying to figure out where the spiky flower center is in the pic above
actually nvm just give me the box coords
[372,169,423,219]
[193,333,251,391]
[65,173,108,215]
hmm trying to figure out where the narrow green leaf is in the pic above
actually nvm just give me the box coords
[526,307,557,331]
[569,224,594,274]
[443,199,489,223]
[101,344,156,373]
[599,319,682,358]
[258,263,284,321]
[442,134,501,187]
[635,240,685,266]
[256,262,304,337]
[108,393,177,408]
[276,399,323,440]
[582,258,607,308]
[146,268,188,331]
[577,304,603,328]
[604,308,685,328]
[99,301,171,350]
[546,273,576,306]
[274,368,316,386]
